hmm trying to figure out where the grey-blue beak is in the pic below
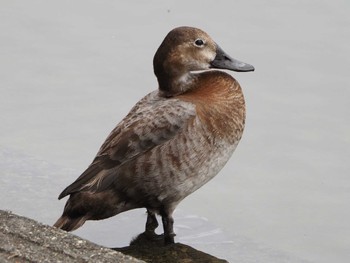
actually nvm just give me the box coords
[210,44,255,72]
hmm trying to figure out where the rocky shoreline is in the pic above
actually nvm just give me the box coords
[0,210,227,263]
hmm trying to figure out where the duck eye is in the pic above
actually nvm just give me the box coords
[194,39,205,47]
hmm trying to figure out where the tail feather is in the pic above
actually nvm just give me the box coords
[53,215,87,231]
[54,189,128,232]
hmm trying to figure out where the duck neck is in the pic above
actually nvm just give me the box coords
[157,71,196,97]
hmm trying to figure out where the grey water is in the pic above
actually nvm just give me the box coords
[1,1,349,262]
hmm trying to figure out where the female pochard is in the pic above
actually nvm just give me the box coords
[54,26,254,244]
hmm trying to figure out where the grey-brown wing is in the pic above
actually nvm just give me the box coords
[58,98,195,199]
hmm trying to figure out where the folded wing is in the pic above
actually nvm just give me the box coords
[58,95,196,199]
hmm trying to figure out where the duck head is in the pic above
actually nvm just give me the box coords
[153,26,254,96]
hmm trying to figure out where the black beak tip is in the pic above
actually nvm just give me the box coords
[241,64,255,72]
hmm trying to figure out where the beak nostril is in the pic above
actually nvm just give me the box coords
[211,45,254,72]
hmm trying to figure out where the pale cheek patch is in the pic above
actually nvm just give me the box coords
[194,49,215,70]
[202,49,216,63]
[183,56,209,71]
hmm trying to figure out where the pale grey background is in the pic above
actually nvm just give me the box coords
[1,1,349,262]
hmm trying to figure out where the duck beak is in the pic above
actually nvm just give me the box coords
[210,44,255,72]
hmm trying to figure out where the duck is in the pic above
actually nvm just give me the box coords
[54,26,254,244]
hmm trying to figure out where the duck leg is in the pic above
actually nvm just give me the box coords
[160,208,176,244]
[145,209,159,234]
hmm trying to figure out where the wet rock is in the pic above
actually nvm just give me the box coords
[114,232,228,263]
